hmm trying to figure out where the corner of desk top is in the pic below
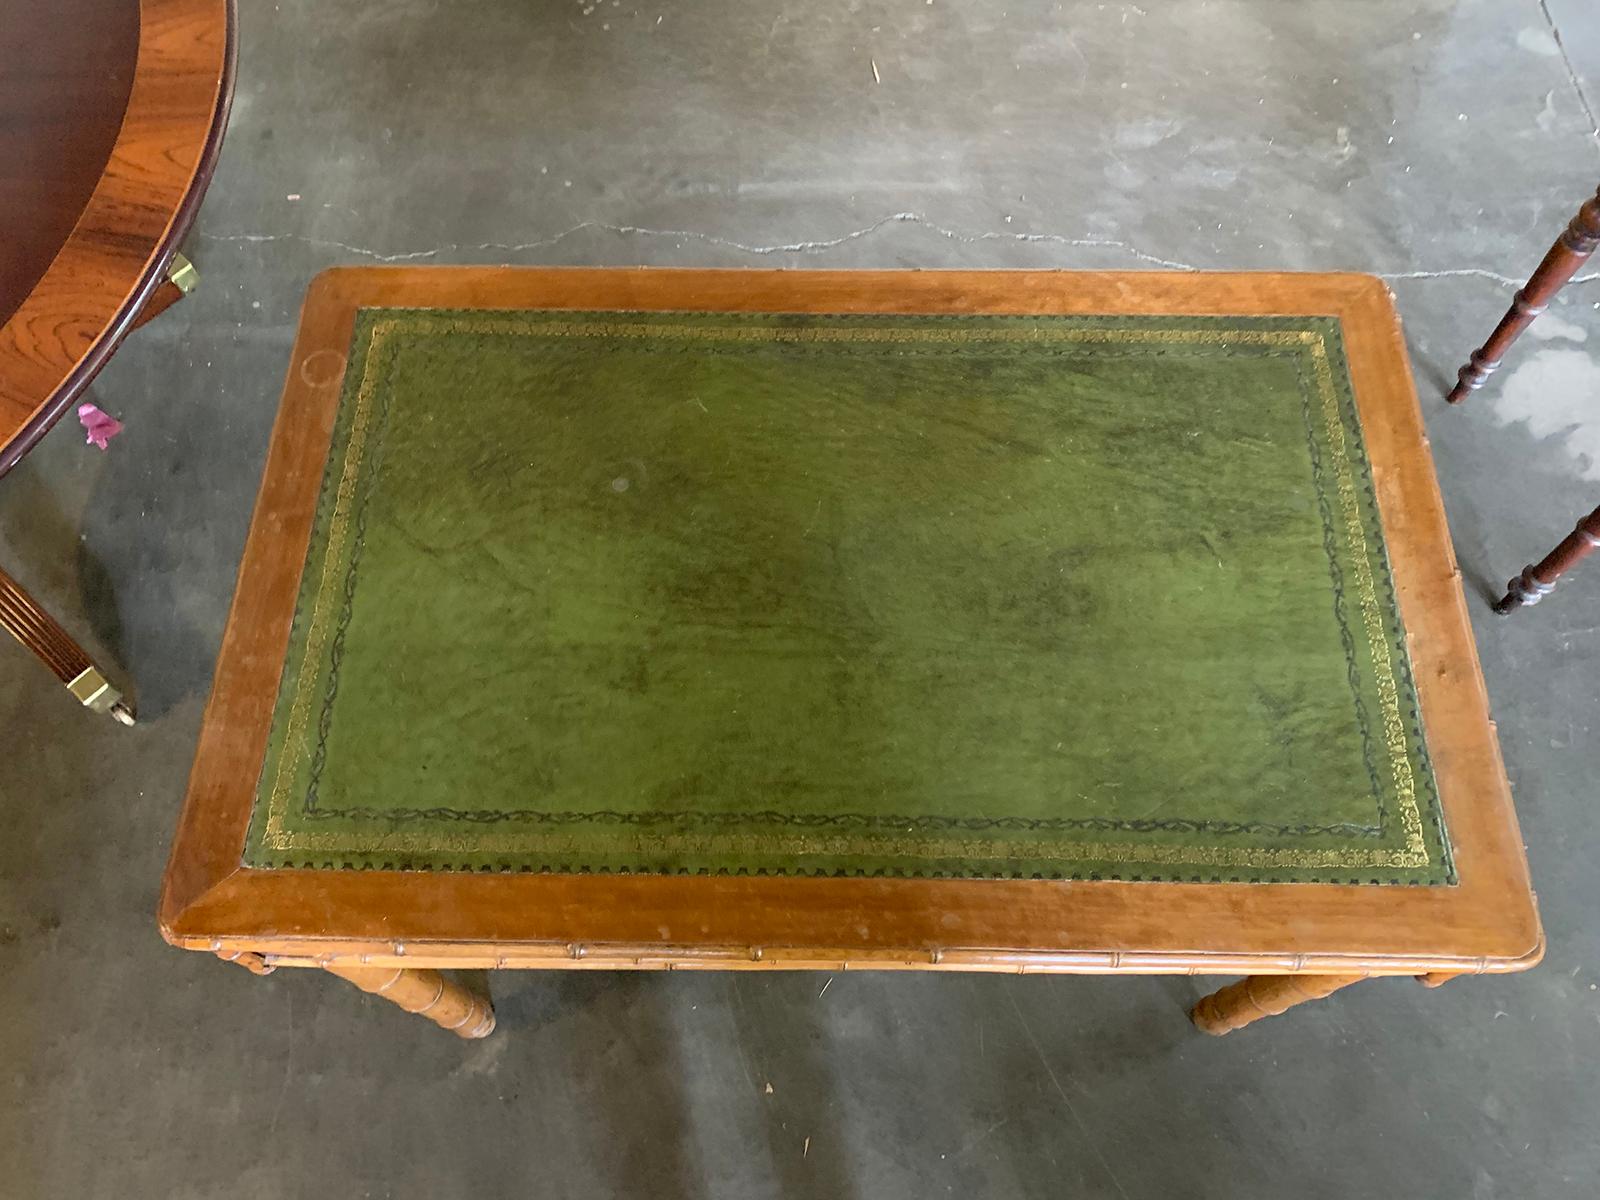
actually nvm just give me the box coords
[157,859,249,950]
[1512,929,1548,972]
[303,265,377,306]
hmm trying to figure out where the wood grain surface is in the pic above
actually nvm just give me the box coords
[159,268,1543,978]
[0,0,235,476]
[0,0,139,324]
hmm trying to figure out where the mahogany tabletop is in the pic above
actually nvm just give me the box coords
[0,0,234,476]
[160,267,1541,983]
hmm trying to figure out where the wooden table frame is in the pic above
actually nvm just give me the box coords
[160,268,1542,1039]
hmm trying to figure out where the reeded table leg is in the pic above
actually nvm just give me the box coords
[1447,184,1600,403]
[324,964,496,1039]
[0,563,135,724]
[1494,503,1600,615]
[1191,974,1366,1035]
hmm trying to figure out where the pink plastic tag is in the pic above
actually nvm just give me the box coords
[78,403,123,451]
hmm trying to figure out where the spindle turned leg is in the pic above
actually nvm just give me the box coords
[1494,503,1600,615]
[0,563,135,724]
[1191,973,1366,1035]
[1448,185,1600,403]
[323,964,496,1039]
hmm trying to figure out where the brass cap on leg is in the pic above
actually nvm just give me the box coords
[66,667,136,725]
[166,251,199,294]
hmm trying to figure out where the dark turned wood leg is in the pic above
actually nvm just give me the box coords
[0,563,134,724]
[1448,184,1600,404]
[130,280,185,330]
[1191,973,1366,1035]
[130,252,198,331]
[1494,503,1600,615]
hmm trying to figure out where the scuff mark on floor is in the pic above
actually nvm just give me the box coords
[1492,346,1600,480]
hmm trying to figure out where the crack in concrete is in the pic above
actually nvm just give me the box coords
[1538,0,1600,158]
[200,231,445,262]
[200,212,1201,269]
[199,213,1600,289]
[1385,267,1600,287]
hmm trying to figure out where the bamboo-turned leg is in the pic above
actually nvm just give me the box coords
[1417,971,1463,989]
[1191,974,1366,1036]
[0,563,134,724]
[131,252,199,331]
[1448,184,1600,403]
[323,964,496,1039]
[216,949,275,976]
[1494,502,1600,614]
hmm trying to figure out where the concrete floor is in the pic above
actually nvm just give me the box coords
[4,0,1600,1195]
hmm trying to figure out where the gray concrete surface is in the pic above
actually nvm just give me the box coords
[3,0,1599,1195]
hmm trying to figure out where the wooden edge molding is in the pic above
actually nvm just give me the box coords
[169,931,1547,977]
[0,0,236,475]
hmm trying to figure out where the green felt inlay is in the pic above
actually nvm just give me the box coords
[243,308,1452,884]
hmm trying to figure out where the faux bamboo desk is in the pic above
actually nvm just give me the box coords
[160,268,1541,1039]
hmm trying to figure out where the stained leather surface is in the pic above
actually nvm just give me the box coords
[243,309,1452,883]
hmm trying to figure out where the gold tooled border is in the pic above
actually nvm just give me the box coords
[258,315,1428,871]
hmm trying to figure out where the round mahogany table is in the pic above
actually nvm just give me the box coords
[0,0,235,721]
